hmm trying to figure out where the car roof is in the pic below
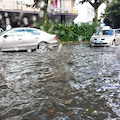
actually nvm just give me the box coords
[102,29,117,31]
[11,27,39,30]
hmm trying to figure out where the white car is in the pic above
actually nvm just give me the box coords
[0,27,58,51]
[90,29,120,47]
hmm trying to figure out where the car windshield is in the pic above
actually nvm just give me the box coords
[102,30,114,35]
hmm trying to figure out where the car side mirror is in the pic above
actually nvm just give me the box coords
[3,35,8,38]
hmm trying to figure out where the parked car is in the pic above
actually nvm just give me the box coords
[0,27,58,51]
[90,29,120,47]
[102,25,111,30]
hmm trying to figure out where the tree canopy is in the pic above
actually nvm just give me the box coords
[33,0,48,9]
[33,0,48,23]
[104,1,120,28]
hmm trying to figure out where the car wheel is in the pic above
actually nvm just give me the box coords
[112,40,116,46]
[38,42,49,52]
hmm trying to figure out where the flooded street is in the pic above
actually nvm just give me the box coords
[0,43,120,120]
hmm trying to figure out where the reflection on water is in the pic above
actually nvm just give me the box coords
[0,44,120,120]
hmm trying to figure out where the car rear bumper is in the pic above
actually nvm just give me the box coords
[48,41,58,50]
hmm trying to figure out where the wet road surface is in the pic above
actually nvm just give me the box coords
[0,44,120,120]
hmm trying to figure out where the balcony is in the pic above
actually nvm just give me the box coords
[47,7,78,23]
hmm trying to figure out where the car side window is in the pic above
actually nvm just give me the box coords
[25,29,40,35]
[6,31,15,37]
[103,30,114,35]
[8,29,24,37]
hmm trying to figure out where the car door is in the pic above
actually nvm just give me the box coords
[1,29,24,49]
[115,30,120,45]
[22,29,41,48]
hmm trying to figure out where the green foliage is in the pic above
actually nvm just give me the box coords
[79,23,96,41]
[104,1,120,28]
[35,21,96,42]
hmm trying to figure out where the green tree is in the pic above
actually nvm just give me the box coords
[33,0,48,23]
[25,0,48,23]
[104,0,120,28]
[77,0,110,24]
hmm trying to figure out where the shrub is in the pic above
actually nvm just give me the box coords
[35,21,96,42]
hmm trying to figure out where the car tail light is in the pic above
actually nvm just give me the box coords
[54,36,57,39]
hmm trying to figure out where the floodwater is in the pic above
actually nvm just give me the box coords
[0,43,120,120]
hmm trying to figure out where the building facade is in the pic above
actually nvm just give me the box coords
[47,0,77,23]
[48,0,76,13]
[0,0,40,29]
[0,0,77,29]
[0,0,76,12]
[0,0,38,11]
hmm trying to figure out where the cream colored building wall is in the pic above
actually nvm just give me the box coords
[0,0,39,12]
[48,0,75,13]
[22,5,39,12]
[0,0,75,13]
[0,0,14,10]
[63,0,72,12]
[60,0,75,13]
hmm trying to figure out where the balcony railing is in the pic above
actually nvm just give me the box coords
[48,7,76,13]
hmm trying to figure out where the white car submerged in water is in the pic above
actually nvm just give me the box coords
[0,27,58,52]
[90,29,120,47]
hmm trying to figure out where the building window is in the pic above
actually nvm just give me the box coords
[55,0,57,8]
[50,0,55,11]
[48,0,61,12]
[14,0,22,10]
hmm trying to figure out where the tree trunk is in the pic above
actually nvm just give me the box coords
[40,0,48,24]
[34,0,48,24]
[89,1,101,25]
[94,8,98,25]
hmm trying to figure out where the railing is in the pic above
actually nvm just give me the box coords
[48,7,76,13]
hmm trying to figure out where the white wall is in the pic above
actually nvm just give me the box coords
[63,0,72,12]
[98,3,106,22]
[0,0,39,11]
[0,0,14,10]
[74,2,94,23]
[22,0,34,5]
[74,2,106,23]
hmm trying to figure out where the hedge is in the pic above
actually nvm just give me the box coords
[35,21,96,42]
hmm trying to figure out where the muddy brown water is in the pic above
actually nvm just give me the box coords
[0,44,120,120]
